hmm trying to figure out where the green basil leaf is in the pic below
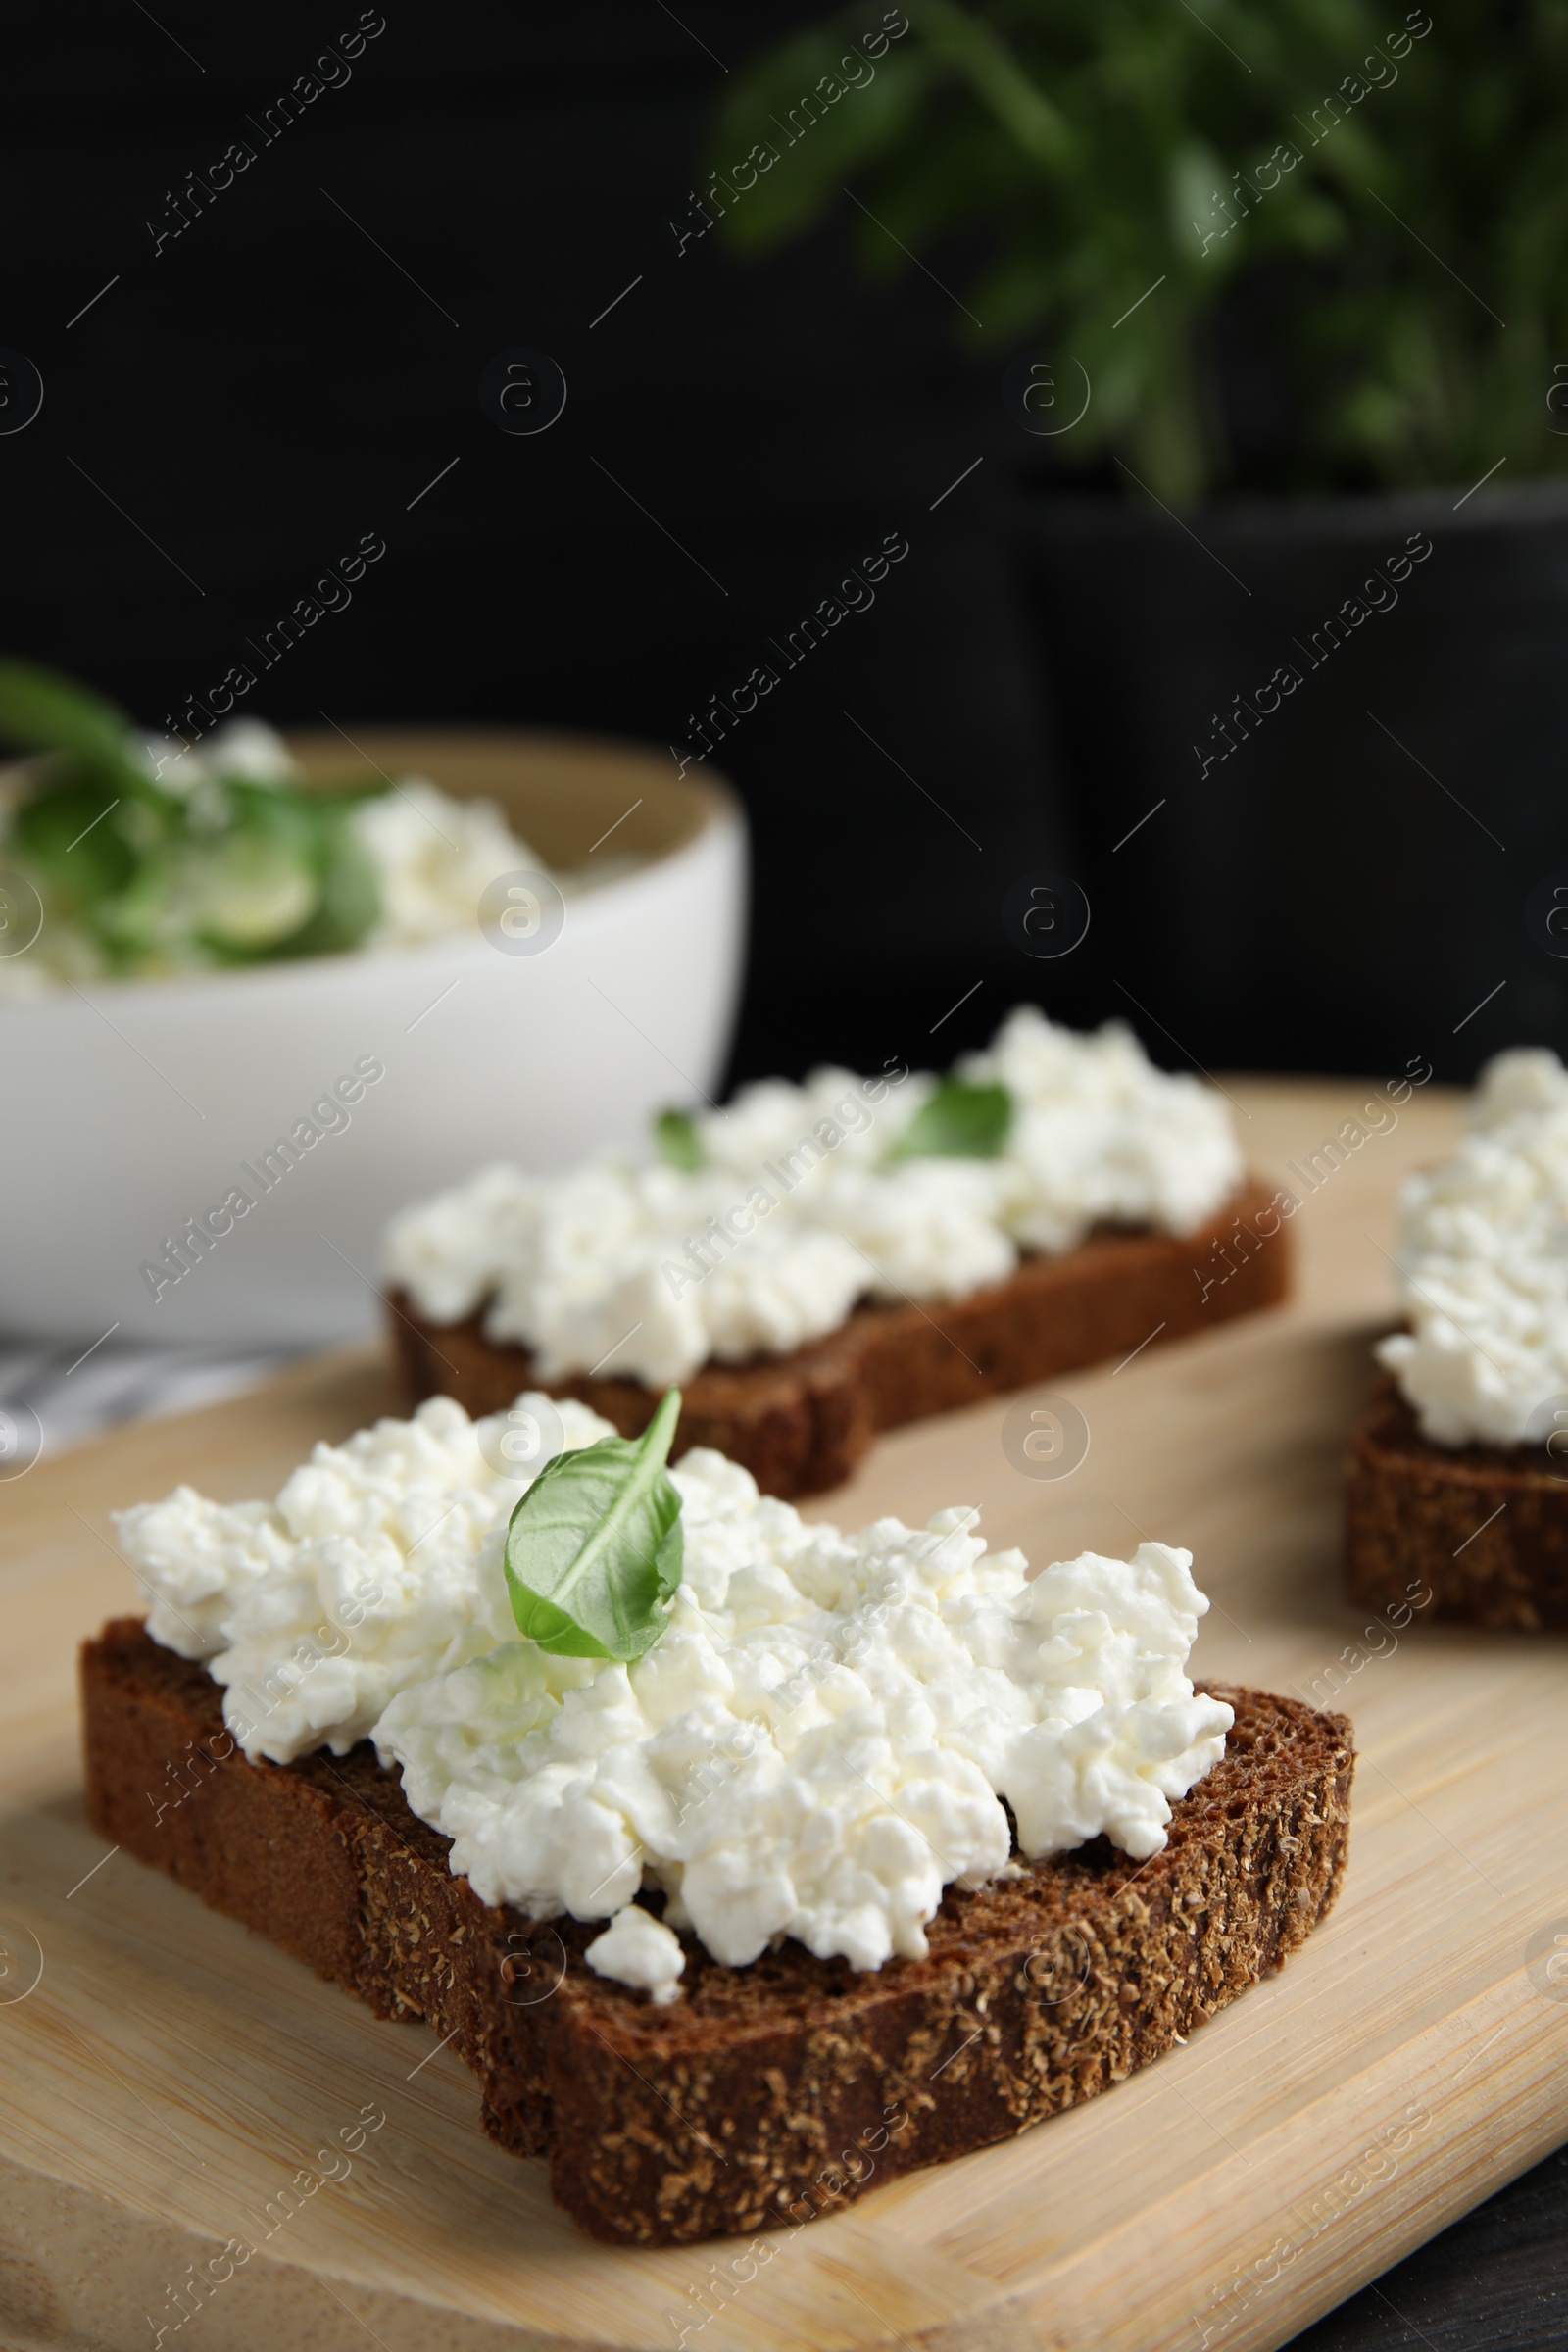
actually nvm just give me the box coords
[504,1388,684,1662]
[0,660,139,774]
[653,1107,705,1170]
[887,1077,1013,1161]
[10,779,137,912]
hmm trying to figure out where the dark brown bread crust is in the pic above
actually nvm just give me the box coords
[1346,1374,1568,1630]
[388,1179,1291,1498]
[82,1618,1351,2245]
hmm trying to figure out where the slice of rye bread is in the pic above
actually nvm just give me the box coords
[82,1618,1351,2246]
[388,1178,1291,1499]
[1347,1373,1568,1630]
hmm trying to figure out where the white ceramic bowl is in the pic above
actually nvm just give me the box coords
[0,728,747,1347]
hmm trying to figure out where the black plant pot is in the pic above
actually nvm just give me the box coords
[1014,482,1568,1083]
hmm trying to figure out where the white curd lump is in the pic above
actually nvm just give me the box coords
[118,1393,1233,1994]
[115,1393,618,1754]
[1379,1047,1568,1447]
[383,1005,1243,1389]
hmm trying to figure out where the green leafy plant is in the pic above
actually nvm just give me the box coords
[0,660,384,974]
[715,0,1568,503]
[653,1107,706,1170]
[887,1076,1013,1159]
[503,1389,686,1662]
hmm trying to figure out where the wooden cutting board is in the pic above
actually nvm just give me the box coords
[4,1077,1567,2352]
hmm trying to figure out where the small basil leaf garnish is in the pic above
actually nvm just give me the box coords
[887,1077,1013,1162]
[503,1388,684,1662]
[653,1107,705,1171]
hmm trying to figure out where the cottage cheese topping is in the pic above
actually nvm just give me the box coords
[383,1006,1243,1387]
[1378,1048,1568,1446]
[586,1906,685,2003]
[117,1395,1232,1996]
[378,1453,1232,1979]
[115,1393,616,1760]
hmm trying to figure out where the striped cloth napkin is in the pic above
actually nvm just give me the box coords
[0,1338,301,1462]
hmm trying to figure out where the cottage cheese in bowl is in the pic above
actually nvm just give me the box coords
[0,727,746,1346]
[0,721,640,1000]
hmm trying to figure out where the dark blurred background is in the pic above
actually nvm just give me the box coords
[2,0,1562,1092]
[1,0,1070,1086]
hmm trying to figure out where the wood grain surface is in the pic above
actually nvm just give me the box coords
[2,1078,1566,2352]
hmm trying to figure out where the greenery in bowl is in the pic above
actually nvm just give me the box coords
[0,662,384,976]
[712,0,1568,504]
